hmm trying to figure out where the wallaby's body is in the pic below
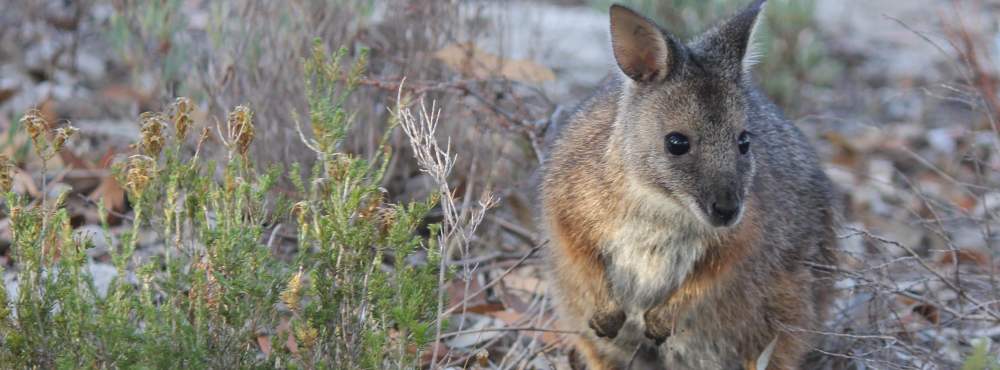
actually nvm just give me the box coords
[541,1,836,369]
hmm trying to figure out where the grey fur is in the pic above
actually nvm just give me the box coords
[541,1,837,369]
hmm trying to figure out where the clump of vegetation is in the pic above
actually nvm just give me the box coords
[0,41,442,369]
[591,0,841,112]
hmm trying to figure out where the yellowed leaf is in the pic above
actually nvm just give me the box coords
[434,43,555,84]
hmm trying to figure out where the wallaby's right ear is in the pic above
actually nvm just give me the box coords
[609,4,677,83]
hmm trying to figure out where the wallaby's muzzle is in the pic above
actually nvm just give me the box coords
[708,191,741,227]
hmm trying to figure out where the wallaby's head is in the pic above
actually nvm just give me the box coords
[609,0,767,228]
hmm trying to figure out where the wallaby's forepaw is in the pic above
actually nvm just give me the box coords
[643,308,674,346]
[588,310,626,339]
[643,325,670,345]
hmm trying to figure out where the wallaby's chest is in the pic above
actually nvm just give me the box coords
[603,209,707,313]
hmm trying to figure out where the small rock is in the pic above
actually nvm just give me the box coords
[926,128,956,155]
[74,52,106,81]
[24,38,59,69]
[88,262,117,298]
[868,158,897,194]
[974,192,1000,218]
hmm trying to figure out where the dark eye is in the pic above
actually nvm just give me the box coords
[738,131,750,154]
[665,132,690,156]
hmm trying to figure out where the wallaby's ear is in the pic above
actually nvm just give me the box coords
[609,4,677,83]
[694,0,768,80]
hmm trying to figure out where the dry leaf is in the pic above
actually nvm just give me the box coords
[488,309,523,326]
[86,148,127,224]
[59,150,92,170]
[38,99,59,128]
[912,304,940,324]
[448,276,489,309]
[101,84,154,109]
[419,341,450,366]
[500,274,541,293]
[257,335,272,357]
[277,317,298,354]
[937,248,990,267]
[435,43,555,84]
[823,131,859,167]
[465,303,505,314]
[88,176,126,224]
[0,87,17,105]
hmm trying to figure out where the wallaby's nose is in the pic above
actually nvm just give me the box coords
[709,194,740,227]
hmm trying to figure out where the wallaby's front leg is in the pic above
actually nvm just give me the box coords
[643,296,679,345]
[588,254,626,339]
[589,300,626,339]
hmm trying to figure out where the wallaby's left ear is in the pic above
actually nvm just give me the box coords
[609,4,680,83]
[694,0,767,80]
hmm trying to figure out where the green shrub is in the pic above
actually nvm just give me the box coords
[964,340,1000,370]
[0,41,440,369]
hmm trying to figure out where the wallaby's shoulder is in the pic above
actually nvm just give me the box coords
[542,76,622,196]
[549,76,621,157]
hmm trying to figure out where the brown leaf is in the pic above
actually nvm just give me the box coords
[488,309,523,325]
[0,87,17,105]
[419,341,449,366]
[257,335,272,357]
[435,43,555,84]
[59,150,92,170]
[465,303,505,314]
[88,175,127,225]
[101,84,154,109]
[912,304,940,324]
[937,248,990,267]
[38,99,59,127]
[62,169,106,196]
[448,276,489,309]
[823,132,859,167]
[277,317,298,354]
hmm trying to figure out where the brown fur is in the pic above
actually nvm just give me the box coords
[542,2,837,369]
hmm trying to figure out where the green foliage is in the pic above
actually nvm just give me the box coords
[0,44,439,369]
[591,0,841,112]
[964,340,1000,370]
[108,0,189,86]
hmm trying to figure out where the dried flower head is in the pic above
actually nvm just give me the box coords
[20,108,50,152]
[21,109,48,140]
[52,125,79,153]
[124,155,156,196]
[280,268,304,312]
[292,201,309,223]
[375,206,397,234]
[171,97,193,141]
[0,155,13,193]
[294,323,319,349]
[139,112,168,157]
[227,105,255,157]
[191,257,221,312]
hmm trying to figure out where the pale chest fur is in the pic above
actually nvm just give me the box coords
[602,183,712,314]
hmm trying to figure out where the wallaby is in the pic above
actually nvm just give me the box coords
[540,1,837,369]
